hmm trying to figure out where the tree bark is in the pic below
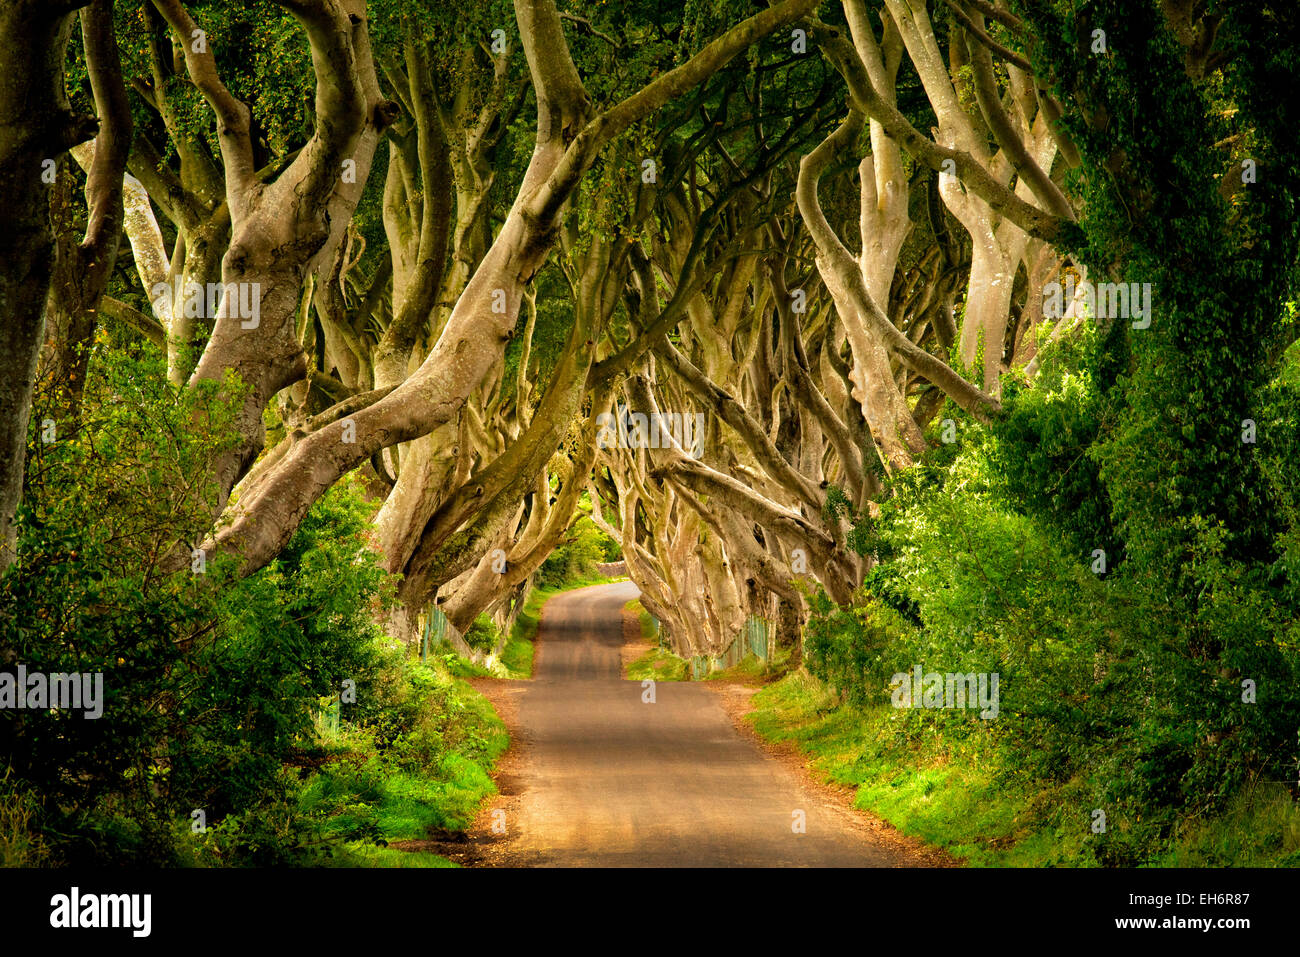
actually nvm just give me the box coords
[0,0,99,571]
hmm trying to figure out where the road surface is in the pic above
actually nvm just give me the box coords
[496,581,915,866]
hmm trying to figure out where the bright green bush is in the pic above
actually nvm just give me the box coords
[0,346,406,865]
[464,612,501,653]
[536,515,616,588]
[804,333,1300,864]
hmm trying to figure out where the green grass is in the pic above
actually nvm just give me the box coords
[0,769,50,867]
[1153,784,1300,867]
[745,668,1300,867]
[628,599,657,641]
[746,670,1088,865]
[499,587,559,679]
[500,630,534,677]
[625,645,690,681]
[622,599,689,681]
[367,756,497,837]
[300,666,509,868]
[702,644,792,682]
[443,655,497,679]
[336,844,458,867]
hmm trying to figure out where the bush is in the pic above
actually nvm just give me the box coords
[464,612,501,653]
[0,346,399,865]
[536,515,616,588]
[801,339,1300,862]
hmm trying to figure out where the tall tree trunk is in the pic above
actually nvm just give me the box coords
[44,0,132,427]
[0,0,99,572]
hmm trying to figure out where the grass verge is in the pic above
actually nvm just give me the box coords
[298,661,508,867]
[623,599,689,681]
[703,645,792,683]
[745,668,1300,867]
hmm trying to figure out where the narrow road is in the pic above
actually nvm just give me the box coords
[495,581,916,866]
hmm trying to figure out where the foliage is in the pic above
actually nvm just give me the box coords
[0,345,480,866]
[783,0,1300,863]
[464,612,501,653]
[535,515,619,589]
[801,335,1300,863]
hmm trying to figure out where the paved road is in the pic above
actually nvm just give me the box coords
[501,581,912,866]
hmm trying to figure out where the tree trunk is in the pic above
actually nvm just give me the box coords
[0,0,99,571]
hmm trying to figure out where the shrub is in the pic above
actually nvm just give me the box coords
[0,346,399,865]
[536,515,616,588]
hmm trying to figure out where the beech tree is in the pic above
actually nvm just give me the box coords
[5,0,1296,684]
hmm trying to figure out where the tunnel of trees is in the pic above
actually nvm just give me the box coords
[1,0,1297,867]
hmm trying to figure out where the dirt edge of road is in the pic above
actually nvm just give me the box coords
[619,598,653,676]
[443,675,526,867]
